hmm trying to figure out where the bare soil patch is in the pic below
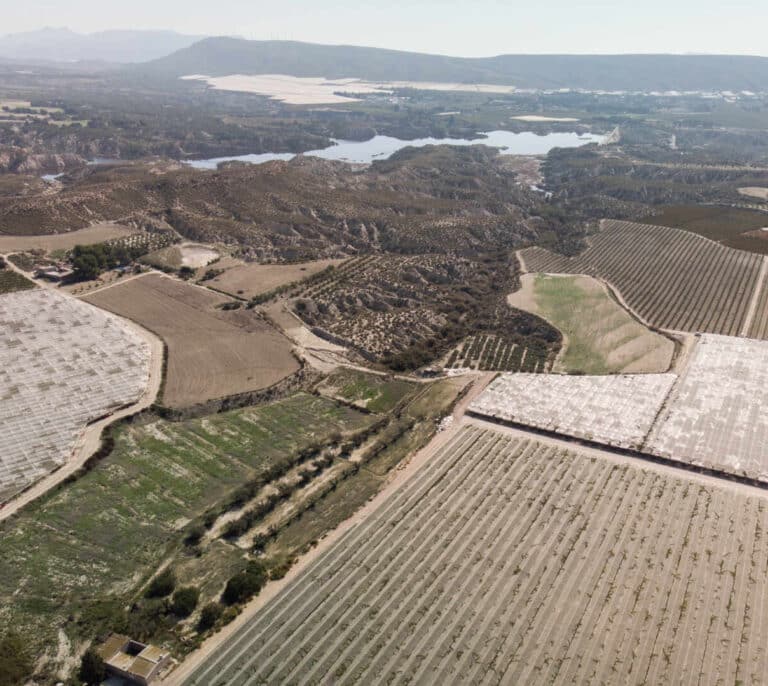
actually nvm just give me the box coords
[84,274,299,407]
[208,258,344,299]
[0,222,138,254]
[739,186,768,200]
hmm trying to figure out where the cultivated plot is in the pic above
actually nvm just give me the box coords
[84,274,299,407]
[185,425,768,685]
[206,258,344,299]
[522,220,764,336]
[648,335,768,480]
[0,289,149,502]
[508,273,674,373]
[469,372,675,450]
[0,222,138,253]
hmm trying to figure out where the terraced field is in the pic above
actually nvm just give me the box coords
[522,220,765,336]
[0,393,371,671]
[293,252,560,370]
[185,425,768,685]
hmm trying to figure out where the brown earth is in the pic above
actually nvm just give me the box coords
[207,258,345,299]
[84,274,299,407]
[0,222,138,254]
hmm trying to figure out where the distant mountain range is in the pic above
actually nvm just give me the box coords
[139,37,768,92]
[4,31,768,92]
[0,28,206,64]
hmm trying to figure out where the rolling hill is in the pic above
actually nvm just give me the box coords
[139,37,768,91]
[0,28,206,64]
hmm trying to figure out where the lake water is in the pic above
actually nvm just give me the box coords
[184,130,605,170]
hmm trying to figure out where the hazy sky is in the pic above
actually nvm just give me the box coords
[7,0,768,57]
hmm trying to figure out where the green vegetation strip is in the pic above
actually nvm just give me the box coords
[0,394,371,664]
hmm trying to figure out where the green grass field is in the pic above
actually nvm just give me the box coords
[317,368,416,414]
[510,274,674,374]
[0,393,371,667]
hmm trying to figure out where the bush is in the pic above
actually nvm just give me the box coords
[222,560,267,605]
[184,524,206,546]
[170,586,200,618]
[145,567,176,598]
[0,632,33,686]
[197,602,223,632]
[79,648,106,686]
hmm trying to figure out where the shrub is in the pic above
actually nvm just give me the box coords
[145,568,176,598]
[170,586,200,618]
[0,632,33,686]
[222,560,268,605]
[197,602,223,632]
[184,524,206,546]
[79,648,106,686]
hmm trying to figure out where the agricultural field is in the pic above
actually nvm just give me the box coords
[469,373,676,450]
[0,222,139,254]
[522,220,765,337]
[444,333,554,373]
[186,425,768,685]
[508,273,675,374]
[0,289,149,502]
[205,258,345,300]
[316,368,416,413]
[0,394,371,678]
[748,276,768,339]
[471,335,768,482]
[292,252,560,371]
[647,335,768,480]
[84,274,299,407]
[643,205,768,255]
[0,265,35,294]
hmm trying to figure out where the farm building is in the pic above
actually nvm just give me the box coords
[97,634,171,685]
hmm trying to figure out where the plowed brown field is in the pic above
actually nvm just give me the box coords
[85,274,299,407]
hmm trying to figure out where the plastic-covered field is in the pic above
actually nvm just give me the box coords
[648,334,768,480]
[470,334,768,483]
[0,289,149,502]
[469,372,676,450]
[185,425,768,685]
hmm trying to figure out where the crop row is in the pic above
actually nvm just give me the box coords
[185,425,768,685]
[522,220,764,337]
[446,334,552,373]
[748,267,768,340]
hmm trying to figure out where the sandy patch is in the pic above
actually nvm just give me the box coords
[738,187,768,200]
[180,244,220,268]
[512,115,580,122]
[183,74,518,104]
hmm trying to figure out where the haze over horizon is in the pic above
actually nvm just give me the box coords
[5,0,768,58]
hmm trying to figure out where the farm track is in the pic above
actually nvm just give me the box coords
[522,220,765,338]
[184,423,768,685]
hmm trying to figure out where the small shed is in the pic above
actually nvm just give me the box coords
[96,634,171,686]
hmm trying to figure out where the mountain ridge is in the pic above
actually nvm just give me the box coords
[137,37,768,92]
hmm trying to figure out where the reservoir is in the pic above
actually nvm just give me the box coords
[184,130,604,170]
